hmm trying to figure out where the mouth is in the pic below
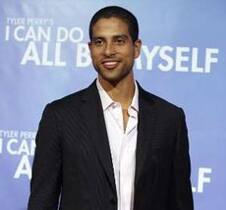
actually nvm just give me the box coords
[102,60,120,70]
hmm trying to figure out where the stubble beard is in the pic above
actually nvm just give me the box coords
[93,61,134,86]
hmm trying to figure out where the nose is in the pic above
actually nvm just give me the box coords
[103,42,116,56]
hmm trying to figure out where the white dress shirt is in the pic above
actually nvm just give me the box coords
[96,79,139,210]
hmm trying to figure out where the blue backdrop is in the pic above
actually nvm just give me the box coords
[1,1,225,210]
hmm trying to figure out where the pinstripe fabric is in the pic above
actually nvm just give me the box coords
[27,80,193,210]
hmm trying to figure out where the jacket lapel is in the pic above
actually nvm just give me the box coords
[135,84,157,187]
[79,81,117,194]
[78,81,156,195]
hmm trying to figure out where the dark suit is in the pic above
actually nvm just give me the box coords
[28,81,193,210]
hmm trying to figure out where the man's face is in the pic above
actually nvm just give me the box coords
[89,17,141,84]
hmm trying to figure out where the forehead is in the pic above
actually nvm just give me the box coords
[92,17,130,37]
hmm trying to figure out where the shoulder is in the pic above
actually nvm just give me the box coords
[43,81,96,114]
[150,92,181,112]
[138,84,185,120]
[50,88,86,108]
[39,82,97,119]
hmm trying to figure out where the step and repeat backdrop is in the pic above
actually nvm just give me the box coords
[0,0,225,210]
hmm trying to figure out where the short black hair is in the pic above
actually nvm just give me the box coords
[89,6,139,42]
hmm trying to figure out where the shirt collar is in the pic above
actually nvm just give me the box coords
[96,78,139,112]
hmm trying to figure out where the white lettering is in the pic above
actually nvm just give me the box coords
[175,47,189,72]
[57,27,83,43]
[14,155,32,179]
[55,42,66,66]
[142,45,160,70]
[6,138,35,155]
[197,167,212,193]
[57,27,68,42]
[69,27,84,43]
[205,48,219,73]
[5,25,10,41]
[191,48,204,73]
[158,46,174,71]
[7,138,18,155]
[18,139,30,155]
[0,138,3,154]
[13,26,50,41]
[42,42,53,66]
[14,26,25,42]
[76,43,91,67]
[21,41,40,65]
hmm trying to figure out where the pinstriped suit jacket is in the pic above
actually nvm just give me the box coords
[28,80,193,210]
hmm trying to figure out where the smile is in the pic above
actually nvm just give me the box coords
[102,60,120,69]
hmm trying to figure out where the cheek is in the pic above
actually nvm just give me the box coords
[90,52,100,63]
[125,46,137,58]
[126,50,137,61]
[90,48,101,58]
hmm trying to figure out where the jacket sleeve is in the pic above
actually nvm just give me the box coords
[27,104,62,210]
[169,108,194,210]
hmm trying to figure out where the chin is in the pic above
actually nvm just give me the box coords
[101,76,120,83]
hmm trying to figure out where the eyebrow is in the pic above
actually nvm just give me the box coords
[113,35,129,40]
[92,34,129,41]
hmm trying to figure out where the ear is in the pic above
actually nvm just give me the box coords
[134,39,142,59]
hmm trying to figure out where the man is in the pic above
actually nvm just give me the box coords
[28,6,194,210]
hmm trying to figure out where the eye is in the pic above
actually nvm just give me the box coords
[115,37,126,45]
[92,39,104,46]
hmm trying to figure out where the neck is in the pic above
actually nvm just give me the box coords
[98,74,135,109]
